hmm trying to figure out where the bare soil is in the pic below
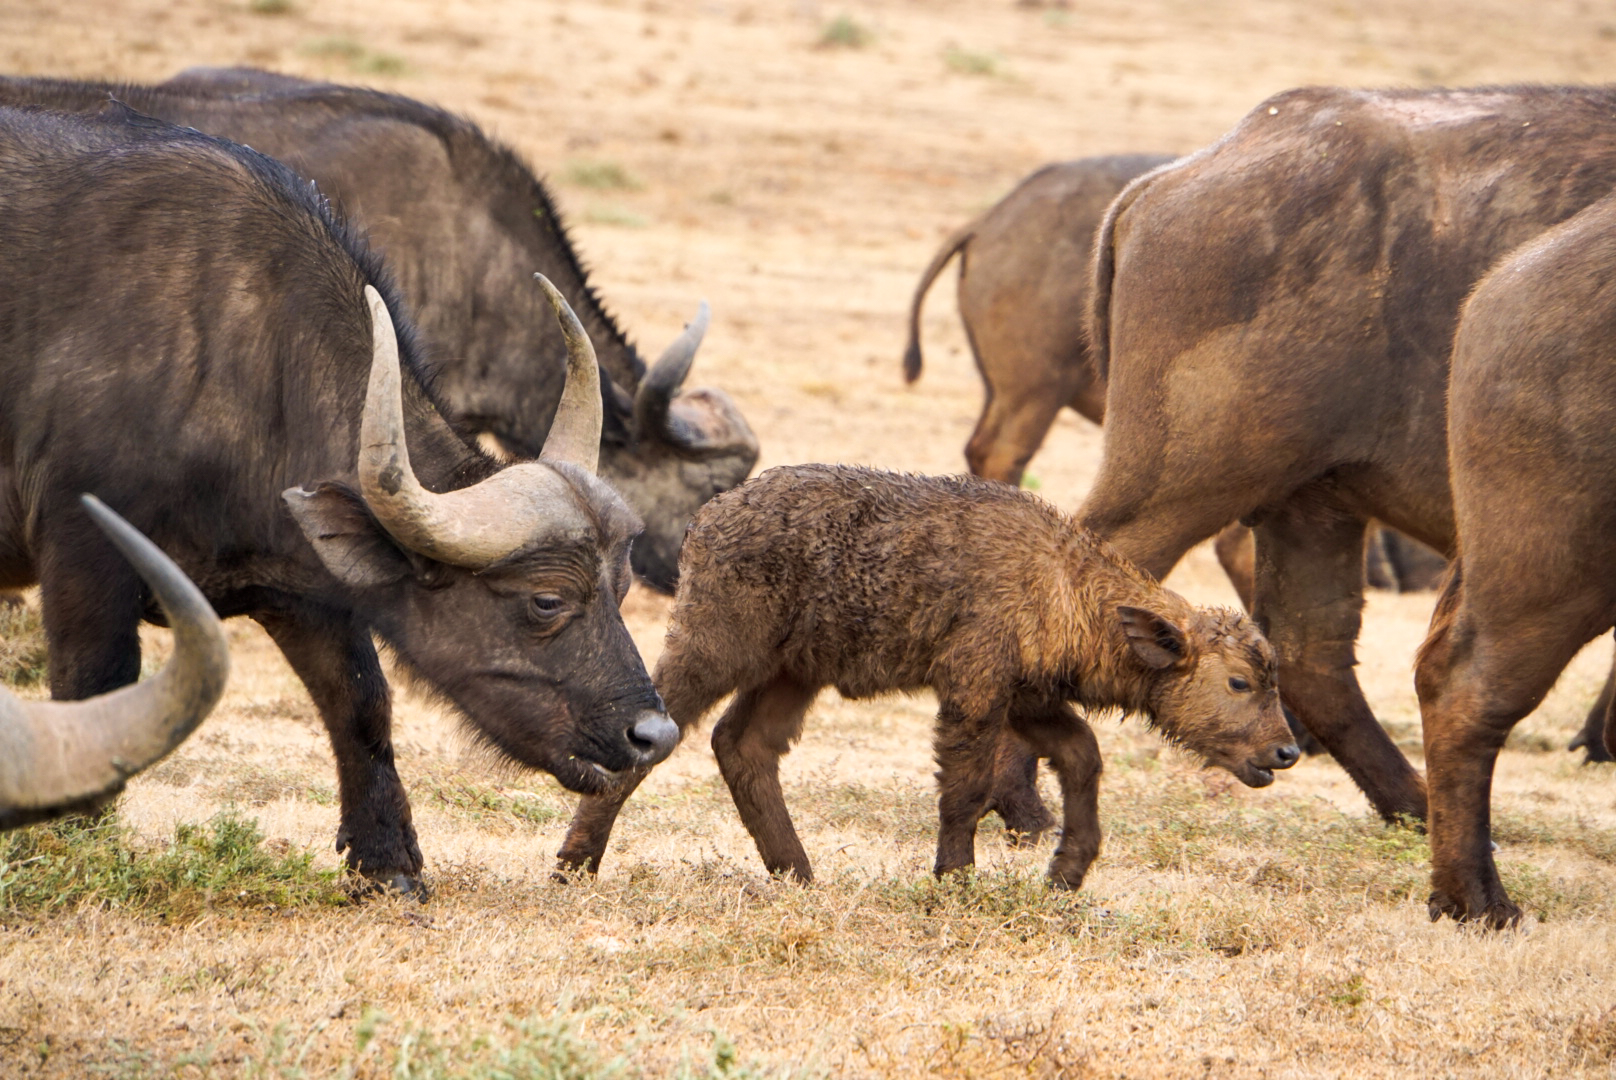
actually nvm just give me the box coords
[6,1,1616,1076]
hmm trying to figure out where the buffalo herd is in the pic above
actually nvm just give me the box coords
[2,69,1613,928]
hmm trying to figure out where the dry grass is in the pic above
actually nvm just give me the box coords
[9,0,1616,1076]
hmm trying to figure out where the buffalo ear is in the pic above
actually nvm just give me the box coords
[284,483,412,589]
[1118,605,1188,670]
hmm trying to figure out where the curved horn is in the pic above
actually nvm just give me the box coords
[534,274,601,473]
[0,496,230,829]
[356,285,581,568]
[633,302,711,444]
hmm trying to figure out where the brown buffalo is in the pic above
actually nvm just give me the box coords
[1414,191,1616,927]
[1080,85,1616,824]
[1,497,229,830]
[904,154,1174,482]
[561,464,1297,887]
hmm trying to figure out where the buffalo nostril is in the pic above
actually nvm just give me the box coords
[1273,743,1301,769]
[627,710,679,765]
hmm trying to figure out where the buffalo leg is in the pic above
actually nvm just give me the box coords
[964,384,1068,486]
[1416,580,1603,928]
[556,633,742,875]
[1252,491,1427,823]
[981,732,1054,846]
[932,701,1002,877]
[1568,646,1616,762]
[1010,698,1102,889]
[710,676,817,882]
[37,525,143,700]
[256,607,423,895]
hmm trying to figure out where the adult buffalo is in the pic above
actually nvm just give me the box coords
[0,71,759,592]
[903,154,1174,483]
[1,497,229,830]
[1415,191,1616,927]
[1081,85,1616,824]
[903,153,1446,601]
[0,103,676,894]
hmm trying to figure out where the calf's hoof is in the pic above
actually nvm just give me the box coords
[1570,731,1614,763]
[1427,888,1521,930]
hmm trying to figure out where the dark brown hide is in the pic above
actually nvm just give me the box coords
[562,465,1297,886]
[0,72,759,593]
[1083,85,1616,823]
[1414,192,1616,927]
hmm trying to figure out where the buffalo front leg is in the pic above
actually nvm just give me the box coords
[1252,493,1427,823]
[1010,698,1102,889]
[711,677,818,882]
[1416,586,1601,928]
[256,607,423,896]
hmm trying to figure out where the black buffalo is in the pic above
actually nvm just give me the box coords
[0,70,759,592]
[0,102,677,893]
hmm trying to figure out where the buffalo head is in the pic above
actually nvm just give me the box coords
[285,278,678,793]
[605,304,758,592]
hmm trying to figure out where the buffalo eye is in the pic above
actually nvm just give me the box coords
[529,593,568,622]
[1228,676,1251,692]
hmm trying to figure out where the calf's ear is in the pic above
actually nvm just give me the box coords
[284,483,413,589]
[1117,606,1188,669]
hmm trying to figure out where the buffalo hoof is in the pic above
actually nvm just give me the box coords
[1569,729,1615,763]
[1046,867,1088,891]
[350,870,429,902]
[1427,888,1521,930]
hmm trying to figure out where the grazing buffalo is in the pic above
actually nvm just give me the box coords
[0,71,759,592]
[0,103,676,894]
[562,465,1296,885]
[1,497,229,831]
[1415,192,1616,927]
[1081,85,1616,824]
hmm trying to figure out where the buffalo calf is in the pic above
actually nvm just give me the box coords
[572,465,1298,887]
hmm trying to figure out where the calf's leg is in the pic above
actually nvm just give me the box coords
[711,676,818,882]
[555,626,740,874]
[981,732,1055,846]
[932,701,1003,877]
[1252,491,1427,824]
[1010,699,1102,889]
[256,606,423,896]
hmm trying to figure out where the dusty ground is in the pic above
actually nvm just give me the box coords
[6,0,1616,1076]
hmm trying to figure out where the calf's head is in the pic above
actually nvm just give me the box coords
[286,278,677,794]
[1119,604,1298,787]
[602,302,759,592]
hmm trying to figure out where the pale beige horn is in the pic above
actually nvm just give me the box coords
[356,282,599,568]
[0,496,230,829]
[534,273,602,472]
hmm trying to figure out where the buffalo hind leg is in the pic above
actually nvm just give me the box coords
[1253,492,1427,824]
[556,629,741,875]
[1569,644,1616,762]
[1417,584,1603,928]
[1010,698,1102,889]
[37,523,144,701]
[711,676,818,882]
[932,701,1002,877]
[256,607,424,897]
[981,732,1055,847]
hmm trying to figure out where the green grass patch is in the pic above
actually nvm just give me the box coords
[0,808,347,919]
[818,15,874,49]
[418,771,566,829]
[565,160,644,192]
[0,599,48,688]
[943,46,1002,77]
[302,37,410,76]
[584,205,652,229]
